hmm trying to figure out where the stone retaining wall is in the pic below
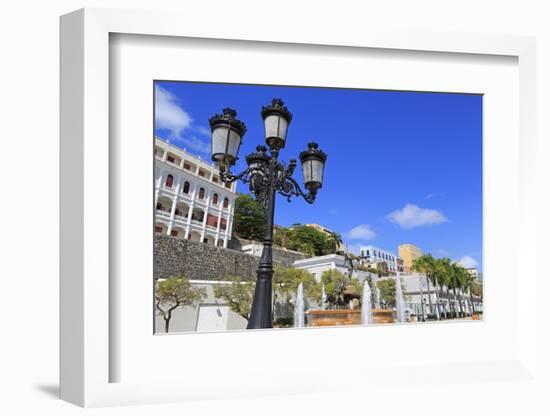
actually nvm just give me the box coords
[154,235,306,281]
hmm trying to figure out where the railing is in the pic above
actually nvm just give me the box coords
[155,209,171,218]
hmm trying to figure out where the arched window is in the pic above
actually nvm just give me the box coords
[223,198,229,209]
[165,174,174,188]
[198,188,205,200]
[212,193,219,205]
[182,181,190,194]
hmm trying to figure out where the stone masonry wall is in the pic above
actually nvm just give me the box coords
[154,235,306,281]
[228,236,307,265]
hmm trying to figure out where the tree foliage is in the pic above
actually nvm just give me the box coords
[155,276,206,332]
[470,280,483,297]
[412,254,438,285]
[274,225,339,256]
[412,254,483,318]
[320,269,361,309]
[326,231,343,253]
[233,193,266,241]
[212,275,255,321]
[362,263,389,277]
[376,278,396,308]
[273,266,321,305]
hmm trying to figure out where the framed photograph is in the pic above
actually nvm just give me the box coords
[60,8,537,407]
[151,80,483,335]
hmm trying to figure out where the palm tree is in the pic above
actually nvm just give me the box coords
[433,257,450,319]
[463,273,476,315]
[459,267,472,317]
[412,254,439,320]
[327,231,343,254]
[449,263,469,318]
[438,258,455,318]
[470,280,483,313]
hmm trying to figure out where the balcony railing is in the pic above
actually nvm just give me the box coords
[155,209,171,217]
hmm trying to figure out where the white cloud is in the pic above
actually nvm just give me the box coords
[155,85,210,156]
[386,203,448,229]
[457,256,478,269]
[155,85,192,137]
[177,136,211,155]
[344,224,376,241]
[194,125,211,136]
[425,192,445,200]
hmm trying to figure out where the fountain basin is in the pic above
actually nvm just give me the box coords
[306,308,395,326]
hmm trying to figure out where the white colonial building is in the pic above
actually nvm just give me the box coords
[154,137,237,248]
[359,245,404,272]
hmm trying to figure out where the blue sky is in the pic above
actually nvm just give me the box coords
[154,81,483,270]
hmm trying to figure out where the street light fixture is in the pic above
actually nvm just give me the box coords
[209,108,247,167]
[209,98,327,329]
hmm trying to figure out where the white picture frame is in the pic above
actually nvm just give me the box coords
[60,8,538,408]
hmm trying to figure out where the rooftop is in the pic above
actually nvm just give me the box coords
[155,136,216,170]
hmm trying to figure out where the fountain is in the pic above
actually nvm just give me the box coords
[395,272,407,323]
[361,281,373,324]
[376,286,382,309]
[294,283,305,328]
[306,275,395,326]
[321,284,326,310]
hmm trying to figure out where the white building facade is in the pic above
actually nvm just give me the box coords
[155,280,248,333]
[359,245,403,272]
[293,254,374,284]
[154,138,237,248]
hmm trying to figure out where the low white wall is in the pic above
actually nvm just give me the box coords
[155,282,248,334]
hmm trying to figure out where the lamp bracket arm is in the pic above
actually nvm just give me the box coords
[277,174,316,204]
[219,165,251,184]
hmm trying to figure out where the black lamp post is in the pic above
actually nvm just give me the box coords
[209,99,327,329]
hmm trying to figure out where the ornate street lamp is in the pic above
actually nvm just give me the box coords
[209,98,327,329]
[209,108,247,167]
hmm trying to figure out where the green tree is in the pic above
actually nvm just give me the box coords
[155,276,206,333]
[273,225,342,256]
[471,280,483,298]
[456,265,470,317]
[286,225,331,256]
[438,259,469,318]
[320,269,360,309]
[367,265,389,278]
[273,267,321,305]
[376,278,396,308]
[412,254,439,319]
[273,226,292,248]
[437,257,455,317]
[213,275,255,321]
[233,194,266,241]
[463,272,477,315]
[470,279,483,312]
[326,231,343,254]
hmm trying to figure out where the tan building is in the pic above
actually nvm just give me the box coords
[398,243,423,272]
